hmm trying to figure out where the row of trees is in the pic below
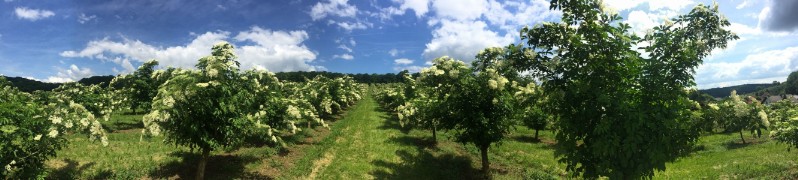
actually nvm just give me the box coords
[2,42,365,179]
[1,79,117,178]
[376,0,771,179]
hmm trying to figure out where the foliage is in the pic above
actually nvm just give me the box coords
[1,77,107,178]
[768,100,798,150]
[785,71,798,95]
[110,60,160,113]
[511,0,738,178]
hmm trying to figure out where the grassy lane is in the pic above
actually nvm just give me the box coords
[282,92,485,179]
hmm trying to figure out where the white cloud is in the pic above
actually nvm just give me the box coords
[483,0,556,32]
[78,13,97,24]
[625,10,665,36]
[394,58,413,65]
[422,0,557,62]
[337,21,368,31]
[45,64,93,83]
[62,27,322,72]
[338,45,353,53]
[423,20,514,61]
[310,0,358,21]
[333,54,354,60]
[392,58,423,72]
[14,7,55,21]
[381,0,430,18]
[431,0,487,21]
[602,0,644,11]
[736,0,751,9]
[728,22,762,35]
[388,48,400,57]
[697,46,798,89]
[602,0,694,11]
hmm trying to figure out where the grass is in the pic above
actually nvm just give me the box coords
[45,93,798,179]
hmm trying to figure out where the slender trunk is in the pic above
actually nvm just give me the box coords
[535,129,540,140]
[196,148,211,180]
[308,121,311,129]
[739,130,746,144]
[480,145,490,174]
[431,123,437,144]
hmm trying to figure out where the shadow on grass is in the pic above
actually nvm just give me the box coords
[48,159,113,179]
[370,148,482,180]
[376,113,412,134]
[723,140,757,150]
[148,151,271,179]
[104,120,144,132]
[387,136,439,150]
[512,135,541,143]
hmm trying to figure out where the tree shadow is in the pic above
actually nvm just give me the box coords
[370,149,482,180]
[376,113,412,134]
[48,159,113,179]
[148,151,271,179]
[104,120,144,132]
[387,136,438,150]
[723,140,758,150]
[512,135,541,143]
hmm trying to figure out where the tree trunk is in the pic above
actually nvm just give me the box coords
[308,121,311,129]
[431,123,437,144]
[431,128,437,143]
[535,129,540,140]
[196,148,211,180]
[739,130,746,144]
[480,145,490,174]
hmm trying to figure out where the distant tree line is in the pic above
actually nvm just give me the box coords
[2,71,416,93]
[274,70,417,84]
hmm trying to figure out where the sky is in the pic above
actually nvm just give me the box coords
[1,0,797,89]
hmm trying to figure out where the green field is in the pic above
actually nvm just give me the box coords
[46,93,798,179]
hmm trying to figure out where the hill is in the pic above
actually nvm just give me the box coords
[699,83,780,98]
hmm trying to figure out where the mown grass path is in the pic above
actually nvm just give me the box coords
[282,92,487,179]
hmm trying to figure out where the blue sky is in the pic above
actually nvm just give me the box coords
[1,0,797,89]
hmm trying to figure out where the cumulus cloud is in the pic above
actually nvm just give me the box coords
[421,0,558,62]
[394,58,413,65]
[380,0,430,18]
[14,7,55,21]
[431,0,487,21]
[62,27,322,72]
[423,20,514,61]
[758,0,798,32]
[45,64,94,83]
[602,0,694,11]
[333,54,354,60]
[78,13,97,24]
[310,0,358,20]
[392,58,423,72]
[697,46,798,88]
[337,21,368,31]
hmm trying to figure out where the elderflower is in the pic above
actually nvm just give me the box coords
[101,136,109,146]
[50,116,62,124]
[5,160,15,171]
[488,80,498,90]
[708,103,719,110]
[163,96,176,108]
[758,110,770,127]
[48,129,59,138]
[34,134,42,141]
[287,105,302,119]
[196,83,209,88]
[208,69,219,78]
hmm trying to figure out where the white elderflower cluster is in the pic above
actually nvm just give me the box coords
[287,105,302,120]
[485,68,509,91]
